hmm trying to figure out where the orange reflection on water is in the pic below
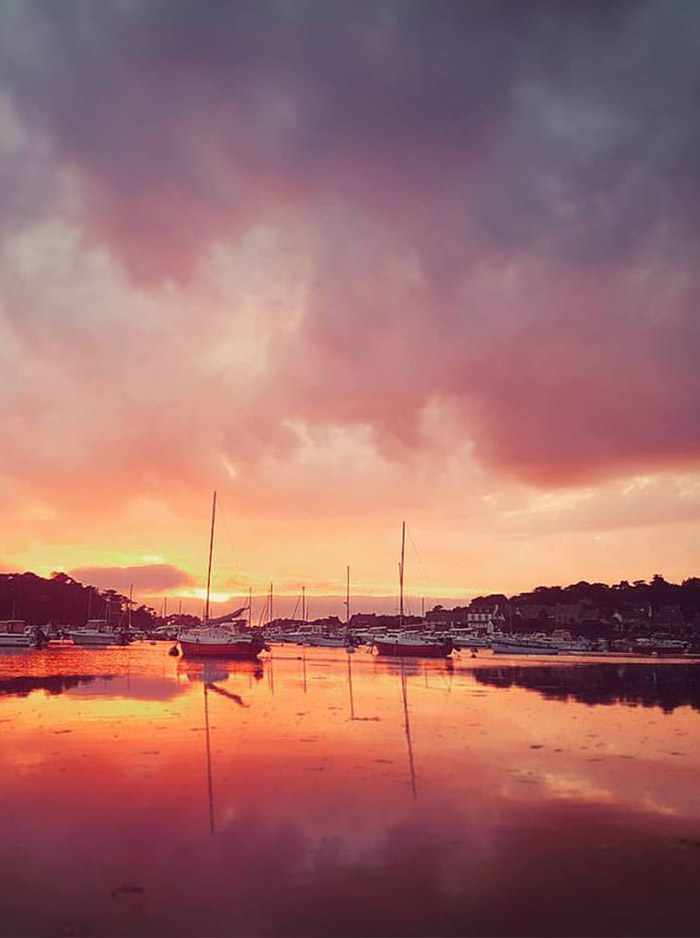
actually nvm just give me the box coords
[0,645,699,936]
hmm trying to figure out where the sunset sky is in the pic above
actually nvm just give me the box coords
[1,1,699,614]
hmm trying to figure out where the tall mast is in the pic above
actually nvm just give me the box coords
[399,521,406,628]
[346,565,351,626]
[269,582,273,625]
[204,491,217,625]
[302,585,306,623]
[248,586,253,626]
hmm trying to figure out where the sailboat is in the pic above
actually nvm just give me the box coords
[178,492,267,659]
[373,523,453,658]
[306,566,354,647]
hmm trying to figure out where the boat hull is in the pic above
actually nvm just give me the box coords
[452,636,491,649]
[179,638,264,659]
[69,631,125,646]
[630,644,689,657]
[491,642,559,655]
[0,635,34,647]
[374,639,452,658]
[305,637,349,647]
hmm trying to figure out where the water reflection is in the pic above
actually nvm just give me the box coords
[0,673,105,697]
[204,681,215,835]
[0,645,698,936]
[372,656,455,677]
[473,662,700,713]
[399,661,418,799]
[177,657,265,686]
[0,672,186,701]
[175,658,267,835]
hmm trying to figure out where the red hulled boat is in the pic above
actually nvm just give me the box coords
[178,624,266,659]
[372,522,452,658]
[178,492,266,660]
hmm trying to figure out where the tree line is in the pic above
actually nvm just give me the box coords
[1,570,699,631]
[0,572,157,629]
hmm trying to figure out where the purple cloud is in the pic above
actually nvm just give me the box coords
[0,0,698,490]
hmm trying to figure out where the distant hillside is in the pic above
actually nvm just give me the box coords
[453,575,700,637]
[0,571,158,629]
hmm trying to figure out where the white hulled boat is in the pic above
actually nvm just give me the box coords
[491,634,559,655]
[630,637,689,656]
[68,619,128,646]
[271,630,313,644]
[305,634,351,647]
[0,620,34,648]
[304,568,354,647]
[550,637,593,653]
[452,630,492,650]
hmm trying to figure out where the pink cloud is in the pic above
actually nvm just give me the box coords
[0,0,698,591]
[67,564,195,595]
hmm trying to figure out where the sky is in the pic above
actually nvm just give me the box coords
[1,0,699,614]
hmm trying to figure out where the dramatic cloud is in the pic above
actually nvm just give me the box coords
[0,1,699,589]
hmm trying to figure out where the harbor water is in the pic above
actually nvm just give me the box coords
[0,644,698,936]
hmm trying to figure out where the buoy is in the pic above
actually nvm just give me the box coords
[168,645,179,657]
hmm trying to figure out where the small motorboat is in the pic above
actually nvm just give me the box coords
[0,620,35,648]
[304,634,352,648]
[490,635,559,655]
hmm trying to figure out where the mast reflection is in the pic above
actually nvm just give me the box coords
[203,682,215,835]
[178,658,259,834]
[400,660,418,800]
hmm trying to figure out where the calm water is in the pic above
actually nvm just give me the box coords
[0,645,699,937]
